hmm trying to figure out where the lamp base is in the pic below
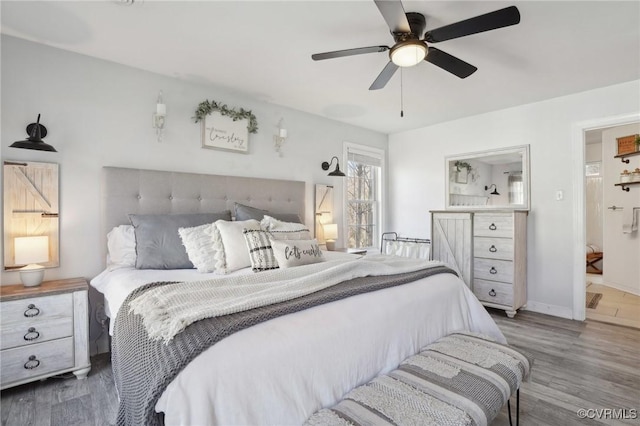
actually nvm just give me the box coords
[19,264,45,287]
[325,240,336,251]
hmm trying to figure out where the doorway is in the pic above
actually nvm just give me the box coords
[584,126,640,329]
[571,112,640,322]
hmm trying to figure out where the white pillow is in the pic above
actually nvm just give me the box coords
[106,225,136,270]
[260,215,305,231]
[213,219,261,273]
[270,239,325,268]
[178,223,218,273]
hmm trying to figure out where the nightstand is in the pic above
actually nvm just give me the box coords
[334,248,367,255]
[0,278,91,390]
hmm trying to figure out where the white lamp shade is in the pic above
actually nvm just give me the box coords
[323,223,338,241]
[14,236,49,265]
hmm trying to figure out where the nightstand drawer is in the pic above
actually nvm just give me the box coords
[474,237,513,260]
[0,317,73,350]
[474,279,514,306]
[474,258,514,282]
[1,337,74,385]
[1,293,73,327]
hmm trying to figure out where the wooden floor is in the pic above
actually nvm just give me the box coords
[586,282,640,329]
[1,309,639,426]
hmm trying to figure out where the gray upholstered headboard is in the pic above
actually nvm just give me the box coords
[101,167,305,264]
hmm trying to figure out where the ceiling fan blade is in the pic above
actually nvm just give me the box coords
[374,0,411,33]
[369,61,399,90]
[424,6,520,43]
[312,46,389,61]
[425,47,477,79]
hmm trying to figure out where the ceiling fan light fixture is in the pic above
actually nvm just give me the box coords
[390,40,427,67]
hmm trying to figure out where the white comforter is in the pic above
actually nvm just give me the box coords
[91,253,504,426]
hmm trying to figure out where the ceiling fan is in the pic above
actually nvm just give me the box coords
[311,1,520,90]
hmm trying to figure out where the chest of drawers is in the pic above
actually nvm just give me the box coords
[431,210,527,318]
[0,278,91,389]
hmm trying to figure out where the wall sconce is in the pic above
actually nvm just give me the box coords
[485,184,500,195]
[321,156,346,177]
[152,90,166,143]
[14,236,49,287]
[323,223,338,251]
[274,119,287,156]
[10,114,57,152]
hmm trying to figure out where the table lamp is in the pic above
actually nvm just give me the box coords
[323,223,338,251]
[14,236,49,287]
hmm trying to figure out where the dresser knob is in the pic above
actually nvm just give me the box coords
[489,223,497,231]
[489,289,497,297]
[489,245,497,253]
[24,304,41,317]
[490,267,498,275]
[23,355,40,370]
[23,327,40,341]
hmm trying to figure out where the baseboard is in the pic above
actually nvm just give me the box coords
[599,281,640,297]
[522,301,574,320]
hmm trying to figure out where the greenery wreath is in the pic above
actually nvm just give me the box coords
[193,100,258,134]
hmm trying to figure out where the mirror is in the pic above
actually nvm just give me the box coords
[445,145,530,210]
[3,161,60,270]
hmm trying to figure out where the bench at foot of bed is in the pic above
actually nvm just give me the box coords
[306,332,533,426]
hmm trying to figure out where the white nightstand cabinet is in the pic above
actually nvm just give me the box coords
[0,278,91,390]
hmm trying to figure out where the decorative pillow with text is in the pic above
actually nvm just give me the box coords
[270,239,325,268]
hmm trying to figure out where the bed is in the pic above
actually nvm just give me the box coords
[91,167,505,426]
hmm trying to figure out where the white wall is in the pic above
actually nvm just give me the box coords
[602,123,640,295]
[389,79,640,319]
[0,36,388,350]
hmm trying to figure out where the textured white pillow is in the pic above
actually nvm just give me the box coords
[270,239,325,268]
[178,223,218,273]
[213,219,261,273]
[260,215,305,231]
[106,225,136,270]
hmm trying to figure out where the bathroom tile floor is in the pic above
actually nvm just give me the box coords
[586,282,640,329]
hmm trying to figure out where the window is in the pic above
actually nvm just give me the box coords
[344,143,384,250]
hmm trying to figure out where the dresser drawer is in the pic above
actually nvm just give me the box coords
[1,337,74,385]
[474,279,514,306]
[474,258,514,282]
[474,237,513,260]
[474,213,513,238]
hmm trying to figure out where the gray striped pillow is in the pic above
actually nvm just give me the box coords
[243,229,279,272]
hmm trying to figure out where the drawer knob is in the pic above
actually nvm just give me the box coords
[489,223,497,231]
[24,304,41,317]
[23,327,40,341]
[489,289,497,297]
[23,355,40,370]
[490,267,498,275]
[489,245,497,253]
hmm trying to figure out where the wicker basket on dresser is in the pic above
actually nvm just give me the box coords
[0,278,91,390]
[431,210,527,318]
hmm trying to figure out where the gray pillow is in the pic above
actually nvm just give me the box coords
[129,212,231,269]
[234,203,301,224]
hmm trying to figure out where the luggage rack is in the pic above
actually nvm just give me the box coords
[381,232,431,259]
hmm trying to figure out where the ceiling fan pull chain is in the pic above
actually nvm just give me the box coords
[400,68,404,118]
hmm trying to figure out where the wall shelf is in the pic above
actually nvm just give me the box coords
[615,181,640,192]
[614,150,640,164]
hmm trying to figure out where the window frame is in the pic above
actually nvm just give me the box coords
[342,142,386,251]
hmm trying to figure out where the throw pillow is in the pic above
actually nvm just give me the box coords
[243,229,279,272]
[270,238,325,268]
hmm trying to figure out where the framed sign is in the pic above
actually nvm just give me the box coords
[202,111,249,153]
[616,134,639,156]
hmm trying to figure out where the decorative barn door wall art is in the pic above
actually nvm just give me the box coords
[3,161,59,269]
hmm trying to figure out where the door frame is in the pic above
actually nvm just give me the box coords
[571,112,640,320]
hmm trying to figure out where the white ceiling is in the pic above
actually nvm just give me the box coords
[2,1,639,134]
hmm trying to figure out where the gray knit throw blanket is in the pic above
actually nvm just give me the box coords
[112,265,455,426]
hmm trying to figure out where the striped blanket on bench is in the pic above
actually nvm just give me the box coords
[306,332,532,426]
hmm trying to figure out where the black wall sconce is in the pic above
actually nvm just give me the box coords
[10,114,57,152]
[485,184,500,195]
[321,156,345,177]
